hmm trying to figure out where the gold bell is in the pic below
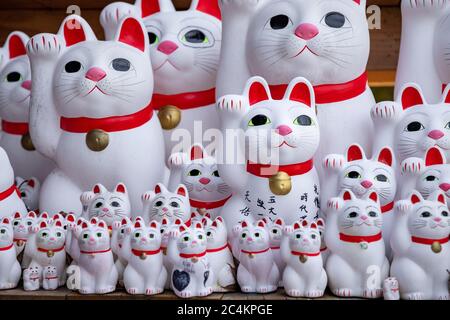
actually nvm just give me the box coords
[158,105,181,130]
[47,250,54,258]
[16,240,24,247]
[109,229,112,237]
[162,248,167,256]
[21,133,35,151]
[248,253,254,259]
[269,172,292,196]
[191,257,199,263]
[86,129,109,152]
[299,255,308,264]
[431,241,442,254]
[140,253,147,260]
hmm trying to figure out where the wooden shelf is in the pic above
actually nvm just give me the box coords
[368,70,396,88]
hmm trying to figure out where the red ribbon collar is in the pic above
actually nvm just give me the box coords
[131,248,161,257]
[80,248,111,255]
[291,250,320,257]
[339,232,382,244]
[269,72,368,104]
[411,236,449,246]
[207,243,230,253]
[180,251,207,259]
[247,159,313,178]
[190,196,231,210]
[381,202,394,214]
[60,103,153,133]
[1,121,29,135]
[151,88,216,111]
[38,246,65,254]
[241,248,270,255]
[0,243,14,251]
[0,185,21,201]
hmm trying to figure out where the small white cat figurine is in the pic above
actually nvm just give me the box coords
[111,216,132,286]
[12,211,36,256]
[325,190,389,298]
[15,177,40,212]
[282,220,327,298]
[390,191,449,300]
[0,31,54,181]
[168,144,232,219]
[267,218,286,286]
[23,265,41,291]
[232,220,279,293]
[167,221,214,298]
[383,277,400,301]
[42,265,59,291]
[217,76,321,232]
[27,15,165,216]
[0,217,21,289]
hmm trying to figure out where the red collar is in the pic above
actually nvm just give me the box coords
[131,248,161,257]
[320,247,328,252]
[1,120,29,135]
[339,232,382,244]
[14,238,27,243]
[269,72,368,104]
[241,248,270,255]
[247,159,313,178]
[60,103,153,133]
[180,251,207,259]
[271,246,280,250]
[381,202,394,214]
[207,243,230,253]
[291,250,320,257]
[190,196,231,210]
[0,243,14,251]
[0,185,20,201]
[151,88,216,110]
[38,246,65,254]
[80,248,111,255]
[411,236,449,246]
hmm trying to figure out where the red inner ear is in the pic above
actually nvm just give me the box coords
[257,221,265,228]
[179,226,186,232]
[98,222,106,228]
[93,185,101,194]
[241,221,248,228]
[40,221,46,228]
[195,0,221,20]
[2,218,10,224]
[438,194,446,205]
[212,221,217,227]
[177,187,186,197]
[118,18,145,52]
[82,222,88,229]
[195,222,203,229]
[8,34,27,59]
[369,192,378,203]
[27,179,35,188]
[155,185,161,194]
[294,223,300,230]
[425,147,444,166]
[411,194,421,204]
[66,215,75,223]
[310,223,317,229]
[134,221,141,228]
[150,222,157,228]
[28,212,36,218]
[121,218,128,225]
[248,81,270,106]
[175,219,182,225]
[64,19,87,47]
[14,212,21,219]
[275,219,283,226]
[343,191,352,201]
[41,213,48,219]
[401,86,424,110]
[190,145,204,160]
[161,218,168,225]
[378,148,393,167]
[302,220,308,227]
[55,220,62,227]
[347,145,364,162]
[316,219,324,226]
[216,217,223,222]
[115,184,126,194]
[140,0,160,18]
[287,82,312,107]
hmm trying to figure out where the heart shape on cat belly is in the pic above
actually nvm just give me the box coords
[173,270,190,292]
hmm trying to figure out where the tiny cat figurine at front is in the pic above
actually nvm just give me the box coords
[217,77,320,232]
[325,190,389,298]
[168,144,232,220]
[167,222,214,298]
[23,265,41,291]
[0,217,21,289]
[390,191,449,300]
[42,265,59,291]
[101,0,222,157]
[0,32,54,181]
[15,177,40,212]
[371,84,450,164]
[81,183,131,224]
[322,144,396,258]
[217,0,375,162]
[232,220,279,293]
[282,220,327,298]
[27,15,165,216]
[383,277,400,300]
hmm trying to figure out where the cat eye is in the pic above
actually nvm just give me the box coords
[170,202,180,208]
[183,236,190,242]
[368,211,378,218]
[207,231,212,237]
[121,229,125,234]
[212,170,220,178]
[41,232,48,237]
[405,121,424,132]
[272,229,278,234]
[155,201,163,207]
[27,221,32,226]
[346,171,361,179]
[13,221,19,226]
[111,58,131,72]
[111,201,120,207]
[254,232,260,238]
[269,14,291,30]
[421,212,431,218]
[445,122,450,129]
[425,176,437,182]
[150,234,154,239]
[0,229,5,234]
[198,234,203,240]
[348,212,358,218]
[56,232,62,237]
[375,174,388,182]
[135,232,140,238]
[323,12,347,29]
[248,115,271,127]
[311,234,316,239]
[294,115,313,126]
[95,202,103,208]
[183,30,208,44]
[442,211,449,217]
[20,192,26,198]
[83,234,88,239]
[160,229,164,234]
[241,233,247,239]
[96,232,102,237]
[6,72,22,82]
[295,234,301,239]
[188,169,201,176]
[65,61,82,73]
[148,32,159,45]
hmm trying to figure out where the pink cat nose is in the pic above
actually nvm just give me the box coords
[21,80,32,91]
[199,178,211,185]
[85,67,107,82]
[361,215,368,221]
[157,41,179,55]
[276,125,293,137]
[295,23,319,40]
[247,237,253,242]
[361,180,373,189]
[102,208,109,212]
[439,183,450,192]
[434,217,442,222]
[162,207,168,213]
[428,130,445,140]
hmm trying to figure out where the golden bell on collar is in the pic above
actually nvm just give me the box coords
[47,250,54,258]
[140,253,147,260]
[269,171,292,196]
[158,105,181,130]
[86,129,109,152]
[299,255,308,264]
[431,241,442,254]
[21,133,36,151]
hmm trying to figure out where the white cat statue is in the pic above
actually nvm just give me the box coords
[27,15,165,216]
[111,216,131,286]
[371,84,450,164]
[0,146,27,218]
[383,277,400,301]
[325,190,389,298]
[435,5,450,98]
[81,183,131,224]
[42,265,59,291]
[204,216,235,292]
[232,220,279,293]
[281,220,327,298]
[217,0,375,163]
[167,221,214,298]
[12,211,36,256]
[23,265,41,291]
[267,218,285,286]
[15,177,40,212]
[321,144,397,258]
[390,191,449,300]
[217,77,321,232]
[101,0,222,157]
[168,144,232,220]
[0,31,54,181]
[120,218,167,295]
[142,183,191,225]
[0,217,21,289]
[72,219,118,294]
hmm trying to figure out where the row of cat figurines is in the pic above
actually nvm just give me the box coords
[2,187,448,300]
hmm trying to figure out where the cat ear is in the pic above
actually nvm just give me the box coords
[244,77,271,106]
[115,183,127,194]
[2,217,10,225]
[347,144,365,162]
[121,218,129,225]
[134,221,142,228]
[257,220,266,228]
[55,220,63,227]
[410,191,423,204]
[66,214,75,223]
[137,0,175,18]
[216,216,223,223]
[77,218,85,226]
[425,147,445,166]
[27,178,38,188]
[98,221,107,229]
[283,77,315,108]
[293,222,301,230]
[301,220,308,228]
[90,217,99,225]
[377,147,393,167]
[195,222,203,229]
[179,225,186,232]
[58,15,97,47]
[40,212,49,219]
[342,190,354,201]
[115,17,147,53]
[176,185,188,198]
[92,184,107,194]
[190,0,221,20]
[241,220,248,228]
[40,221,47,229]
[316,218,325,227]
[81,222,89,229]
[274,218,284,226]
[27,211,37,218]
[310,222,317,229]
[368,192,378,203]
[150,221,159,229]
[190,144,204,161]
[13,212,21,219]
[5,32,29,60]
[399,84,426,110]
[437,192,447,205]
[441,84,450,104]
[202,218,209,226]
[174,218,183,226]
[154,183,167,194]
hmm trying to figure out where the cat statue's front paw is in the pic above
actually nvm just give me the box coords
[400,157,425,176]
[402,0,450,13]
[217,95,249,120]
[371,101,402,122]
[322,154,345,172]
[395,200,412,215]
[27,34,62,59]
[141,191,155,204]
[168,152,188,169]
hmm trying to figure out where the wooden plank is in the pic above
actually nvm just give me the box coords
[368,70,396,87]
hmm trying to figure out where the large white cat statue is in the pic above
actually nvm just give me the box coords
[27,15,165,216]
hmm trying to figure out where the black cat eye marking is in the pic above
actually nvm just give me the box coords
[272,229,278,234]
[183,236,190,241]
[368,211,378,218]
[184,30,207,43]
[241,233,247,239]
[311,234,317,239]
[421,211,431,218]
[207,231,212,237]
[150,234,155,239]
[27,221,32,226]
[346,171,361,179]
[189,169,201,176]
[375,174,388,182]
[41,232,48,237]
[324,12,346,28]
[212,170,220,177]
[425,176,437,182]
[20,192,26,198]
[198,234,203,240]
[254,232,260,237]
[6,72,21,82]
[160,229,164,234]
[248,114,271,127]
[348,212,358,218]
[13,221,19,226]
[155,201,163,207]
[294,115,313,126]
[96,232,102,237]
[442,211,449,217]
[296,234,301,239]
[112,58,131,72]
[270,14,291,30]
[95,202,103,208]
[0,229,5,234]
[135,232,141,238]
[406,121,424,132]
[445,122,450,129]
[148,32,159,45]
[111,201,120,207]
[56,232,62,237]
[83,234,89,239]
[170,201,179,208]
[65,61,82,73]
